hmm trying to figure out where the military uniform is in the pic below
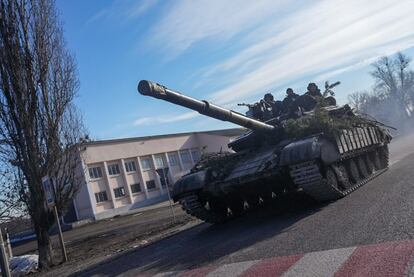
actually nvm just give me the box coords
[261,93,284,120]
[282,89,299,113]
[305,83,322,98]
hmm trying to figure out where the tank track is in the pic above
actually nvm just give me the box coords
[179,145,390,222]
[290,145,389,202]
[179,193,228,224]
[178,190,273,223]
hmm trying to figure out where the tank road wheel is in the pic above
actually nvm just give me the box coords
[347,159,360,184]
[229,199,245,217]
[246,197,260,210]
[260,191,274,205]
[357,156,369,179]
[208,198,229,223]
[179,193,229,224]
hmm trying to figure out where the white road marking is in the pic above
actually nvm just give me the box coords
[153,271,181,277]
[281,246,356,277]
[408,256,414,277]
[390,159,401,167]
[206,260,259,277]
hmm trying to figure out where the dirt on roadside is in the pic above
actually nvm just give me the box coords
[25,205,197,276]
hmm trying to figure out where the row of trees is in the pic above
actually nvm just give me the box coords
[0,0,86,269]
[349,53,414,132]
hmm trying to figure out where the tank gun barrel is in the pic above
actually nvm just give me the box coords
[138,80,275,132]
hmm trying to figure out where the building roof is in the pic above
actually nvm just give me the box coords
[84,128,246,147]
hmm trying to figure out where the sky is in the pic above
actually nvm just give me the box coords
[56,0,414,140]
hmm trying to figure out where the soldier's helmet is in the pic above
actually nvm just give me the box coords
[307,83,318,91]
[264,93,274,102]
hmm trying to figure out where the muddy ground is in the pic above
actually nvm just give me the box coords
[13,203,196,276]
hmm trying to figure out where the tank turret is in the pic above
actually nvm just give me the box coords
[138,80,274,132]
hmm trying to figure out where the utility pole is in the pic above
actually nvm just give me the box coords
[156,167,176,223]
[53,206,67,262]
[4,229,12,259]
[42,176,67,262]
[0,229,11,277]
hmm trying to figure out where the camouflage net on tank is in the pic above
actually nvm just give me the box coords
[283,104,366,140]
[192,152,241,180]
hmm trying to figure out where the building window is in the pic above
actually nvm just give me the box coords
[130,183,141,193]
[140,157,152,170]
[107,163,120,175]
[191,148,201,163]
[95,191,108,203]
[168,152,179,166]
[180,150,191,164]
[125,160,137,172]
[88,166,102,179]
[113,187,126,198]
[146,180,156,190]
[154,154,165,168]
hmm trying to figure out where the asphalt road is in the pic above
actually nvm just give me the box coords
[73,134,414,276]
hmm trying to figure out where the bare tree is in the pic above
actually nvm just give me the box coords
[349,53,414,132]
[371,53,413,119]
[348,91,370,112]
[49,107,87,215]
[0,0,86,268]
[0,164,25,222]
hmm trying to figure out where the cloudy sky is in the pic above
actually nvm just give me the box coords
[57,0,414,139]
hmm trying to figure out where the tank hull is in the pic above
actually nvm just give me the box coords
[173,124,391,223]
[138,80,392,224]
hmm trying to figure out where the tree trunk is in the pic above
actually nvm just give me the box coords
[33,207,53,268]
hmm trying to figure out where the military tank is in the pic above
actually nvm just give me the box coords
[138,80,392,223]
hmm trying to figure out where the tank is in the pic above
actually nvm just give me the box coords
[138,80,392,223]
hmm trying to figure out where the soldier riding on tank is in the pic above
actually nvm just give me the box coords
[305,82,322,97]
[262,93,284,119]
[282,88,299,112]
[291,82,338,113]
[261,93,275,121]
[237,102,264,120]
[240,93,284,121]
[292,82,321,112]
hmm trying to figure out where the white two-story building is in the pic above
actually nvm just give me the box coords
[69,128,244,221]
